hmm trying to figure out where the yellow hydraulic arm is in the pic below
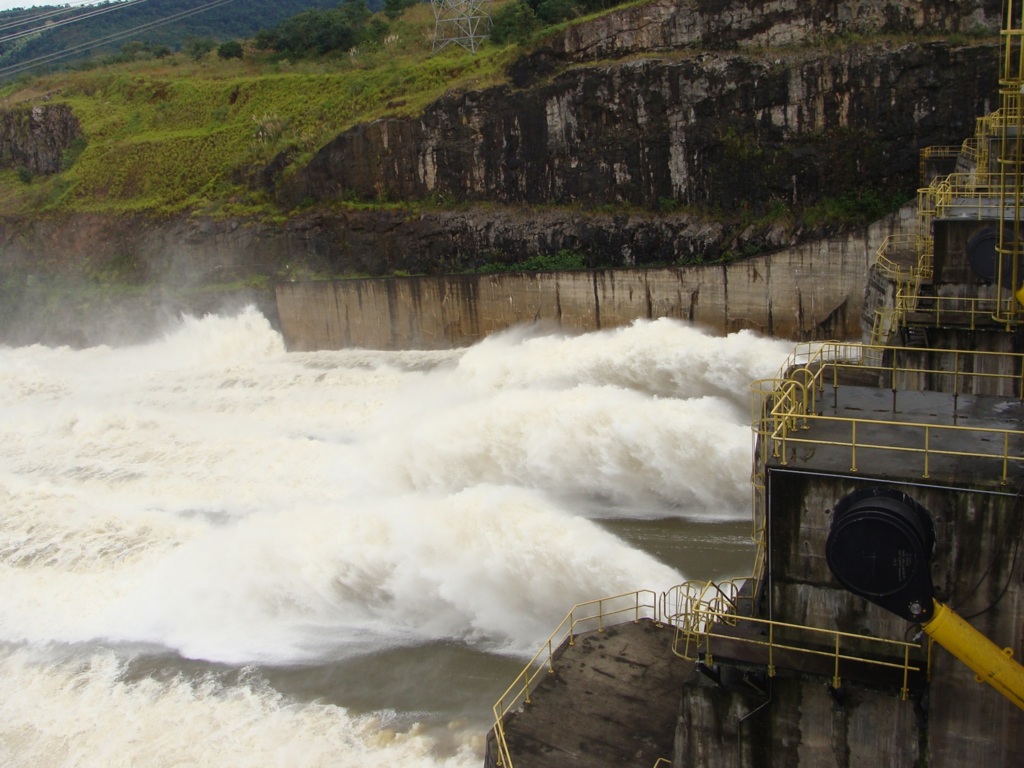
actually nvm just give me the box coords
[922,600,1024,710]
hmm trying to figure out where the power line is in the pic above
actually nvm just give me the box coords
[0,1,153,45]
[0,0,98,33]
[0,0,239,78]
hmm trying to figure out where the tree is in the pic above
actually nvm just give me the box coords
[186,37,217,61]
[383,0,405,20]
[258,4,376,59]
[489,1,541,45]
[217,40,244,59]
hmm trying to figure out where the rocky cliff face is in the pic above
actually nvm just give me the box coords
[0,104,81,175]
[290,41,996,213]
[287,0,1002,212]
[545,0,1000,61]
[0,206,780,296]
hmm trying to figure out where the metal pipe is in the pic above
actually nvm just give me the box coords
[922,600,1024,710]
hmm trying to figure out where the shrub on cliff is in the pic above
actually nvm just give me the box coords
[490,1,543,45]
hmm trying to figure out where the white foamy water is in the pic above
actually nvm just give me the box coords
[0,308,792,767]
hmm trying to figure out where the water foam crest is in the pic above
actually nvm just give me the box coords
[0,309,789,765]
[94,485,680,662]
[0,648,478,768]
[457,318,792,405]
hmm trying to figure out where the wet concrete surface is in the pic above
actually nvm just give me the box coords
[492,619,692,768]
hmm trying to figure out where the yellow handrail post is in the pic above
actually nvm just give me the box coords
[1003,431,1011,485]
[923,426,931,479]
[953,350,960,397]
[779,417,788,465]
[832,359,840,407]
[832,634,842,690]
[850,421,858,472]
[902,645,911,701]
[891,347,898,397]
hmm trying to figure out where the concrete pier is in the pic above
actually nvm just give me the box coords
[486,619,692,768]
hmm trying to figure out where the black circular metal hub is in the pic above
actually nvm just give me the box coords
[825,487,936,622]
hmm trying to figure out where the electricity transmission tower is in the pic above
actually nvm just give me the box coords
[431,0,492,53]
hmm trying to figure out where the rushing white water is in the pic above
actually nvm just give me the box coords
[0,307,792,767]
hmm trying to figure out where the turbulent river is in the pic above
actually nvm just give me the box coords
[0,307,792,767]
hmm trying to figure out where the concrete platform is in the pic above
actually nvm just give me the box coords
[771,383,1024,486]
[488,619,692,768]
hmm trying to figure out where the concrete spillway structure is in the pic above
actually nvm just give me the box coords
[488,347,1024,767]
[274,225,890,350]
[486,5,1024,766]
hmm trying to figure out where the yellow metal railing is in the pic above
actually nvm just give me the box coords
[768,340,1024,396]
[918,176,942,225]
[749,469,767,598]
[900,293,1006,329]
[929,171,1024,220]
[868,279,931,350]
[1001,0,1024,84]
[767,411,1024,483]
[875,232,933,282]
[751,341,1024,484]
[889,128,1014,341]
[663,579,748,628]
[671,601,924,700]
[919,144,963,185]
[490,590,660,768]
[961,136,983,165]
[869,229,935,349]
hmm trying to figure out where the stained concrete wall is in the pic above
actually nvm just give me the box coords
[751,438,1024,766]
[675,676,923,768]
[276,213,912,350]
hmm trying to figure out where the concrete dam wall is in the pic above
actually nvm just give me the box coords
[276,212,908,350]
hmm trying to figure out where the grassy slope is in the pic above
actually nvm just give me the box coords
[0,4,520,218]
[0,4,981,231]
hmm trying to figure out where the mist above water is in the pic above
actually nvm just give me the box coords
[0,308,793,767]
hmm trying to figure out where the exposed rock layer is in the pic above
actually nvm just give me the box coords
[0,104,81,175]
[290,42,997,213]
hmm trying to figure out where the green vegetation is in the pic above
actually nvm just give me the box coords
[0,0,659,219]
[0,0,347,72]
[0,2,525,217]
[0,0,929,267]
[803,188,910,228]
[253,0,379,58]
[490,2,545,45]
[475,249,589,273]
[217,41,244,61]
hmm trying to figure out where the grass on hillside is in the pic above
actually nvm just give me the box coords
[0,3,525,218]
[0,3,992,227]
